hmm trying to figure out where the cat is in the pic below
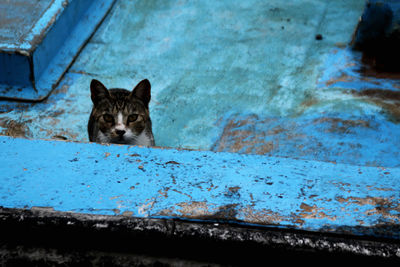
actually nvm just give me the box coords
[88,79,155,146]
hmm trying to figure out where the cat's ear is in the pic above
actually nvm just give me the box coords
[130,79,151,108]
[90,79,110,105]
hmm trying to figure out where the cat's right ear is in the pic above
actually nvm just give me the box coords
[90,79,110,105]
[130,79,151,108]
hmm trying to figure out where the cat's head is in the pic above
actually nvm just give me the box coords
[89,79,153,145]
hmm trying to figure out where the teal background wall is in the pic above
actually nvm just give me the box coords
[2,0,400,167]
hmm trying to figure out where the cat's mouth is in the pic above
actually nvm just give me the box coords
[112,137,127,144]
[111,134,134,145]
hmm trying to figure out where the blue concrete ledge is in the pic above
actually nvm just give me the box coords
[0,0,115,101]
[1,136,399,243]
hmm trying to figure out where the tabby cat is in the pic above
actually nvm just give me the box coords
[88,79,155,146]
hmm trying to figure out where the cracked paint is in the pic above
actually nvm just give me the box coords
[0,136,399,240]
[1,0,400,251]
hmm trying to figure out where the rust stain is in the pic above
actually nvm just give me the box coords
[171,189,192,200]
[212,115,277,155]
[175,201,213,217]
[122,211,133,217]
[0,118,31,138]
[335,196,400,222]
[325,72,355,87]
[336,196,391,206]
[138,198,156,216]
[349,88,400,122]
[330,181,352,193]
[158,201,339,226]
[313,117,371,134]
[225,186,241,198]
[267,125,286,135]
[104,152,111,158]
[366,185,394,192]
[158,187,170,199]
[240,206,286,225]
[109,195,123,200]
[228,186,240,192]
[155,207,175,216]
[300,202,314,212]
[298,202,337,221]
[207,184,218,191]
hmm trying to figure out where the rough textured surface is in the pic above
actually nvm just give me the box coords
[0,207,399,265]
[1,0,400,262]
[0,2,373,157]
[1,0,399,167]
[0,0,116,100]
[0,0,54,48]
[0,136,399,242]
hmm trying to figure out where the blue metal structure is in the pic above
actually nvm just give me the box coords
[0,0,400,263]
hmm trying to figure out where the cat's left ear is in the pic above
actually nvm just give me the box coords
[90,79,110,105]
[130,79,151,108]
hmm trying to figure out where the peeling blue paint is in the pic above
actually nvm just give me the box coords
[0,136,399,239]
[1,0,400,245]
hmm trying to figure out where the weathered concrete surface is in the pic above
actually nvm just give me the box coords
[0,0,116,100]
[0,136,399,242]
[1,0,400,168]
[0,0,54,48]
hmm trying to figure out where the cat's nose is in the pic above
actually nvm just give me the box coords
[116,130,126,136]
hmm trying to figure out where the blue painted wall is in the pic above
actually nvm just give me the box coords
[2,0,400,168]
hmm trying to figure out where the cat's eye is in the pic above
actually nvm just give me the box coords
[103,114,114,123]
[127,114,138,123]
